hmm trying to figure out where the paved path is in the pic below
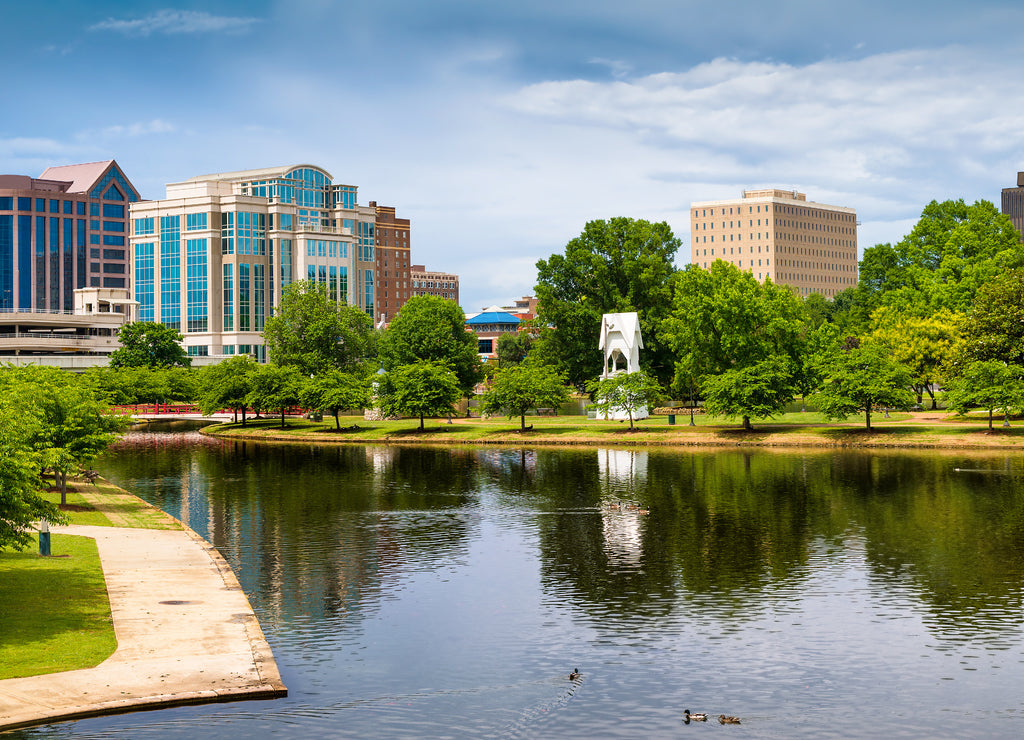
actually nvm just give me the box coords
[0,524,286,732]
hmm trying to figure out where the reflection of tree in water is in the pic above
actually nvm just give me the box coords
[834,452,1024,644]
[99,439,480,631]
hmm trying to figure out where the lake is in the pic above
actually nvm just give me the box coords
[14,426,1024,738]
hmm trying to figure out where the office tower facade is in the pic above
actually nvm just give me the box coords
[128,164,377,360]
[690,188,858,298]
[0,160,139,312]
[1001,172,1024,243]
[371,201,411,326]
[410,265,459,303]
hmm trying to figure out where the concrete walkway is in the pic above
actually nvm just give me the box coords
[0,524,286,732]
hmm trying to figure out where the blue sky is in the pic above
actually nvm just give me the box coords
[4,1,1024,312]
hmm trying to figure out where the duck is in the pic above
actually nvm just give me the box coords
[682,709,707,722]
[638,507,650,515]
[568,668,580,681]
[718,714,741,725]
[607,502,620,510]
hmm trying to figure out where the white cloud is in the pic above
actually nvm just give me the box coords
[89,9,261,36]
[96,120,178,138]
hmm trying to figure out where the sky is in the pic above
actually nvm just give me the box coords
[4,0,1024,313]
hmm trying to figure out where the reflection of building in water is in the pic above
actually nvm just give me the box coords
[597,448,648,492]
[597,448,648,567]
[602,511,644,568]
[366,446,395,476]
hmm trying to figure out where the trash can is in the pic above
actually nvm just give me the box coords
[667,414,676,425]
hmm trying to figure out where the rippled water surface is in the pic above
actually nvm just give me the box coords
[15,429,1024,738]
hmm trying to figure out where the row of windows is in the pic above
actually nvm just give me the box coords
[0,197,130,217]
[413,279,456,289]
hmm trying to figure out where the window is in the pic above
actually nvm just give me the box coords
[186,238,208,333]
[102,235,125,246]
[223,264,233,331]
[102,203,125,218]
[134,217,155,235]
[49,199,59,213]
[186,212,208,231]
[478,339,493,354]
[102,221,124,232]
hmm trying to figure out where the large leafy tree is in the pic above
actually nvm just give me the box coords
[110,321,191,369]
[870,306,960,408]
[378,361,462,430]
[263,280,376,376]
[534,218,680,388]
[303,369,372,430]
[587,370,662,430]
[246,364,306,428]
[664,262,804,430]
[378,295,482,396]
[811,340,915,429]
[943,360,1024,431]
[481,364,569,431]
[957,268,1024,365]
[842,200,1024,327]
[0,381,65,550]
[198,355,258,424]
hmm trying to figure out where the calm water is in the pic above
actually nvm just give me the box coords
[14,428,1024,739]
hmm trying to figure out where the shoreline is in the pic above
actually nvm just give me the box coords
[196,414,1024,453]
[0,516,286,732]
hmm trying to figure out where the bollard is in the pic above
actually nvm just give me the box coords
[39,520,51,557]
[668,414,676,425]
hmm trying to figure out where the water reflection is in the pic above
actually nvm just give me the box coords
[69,436,1024,739]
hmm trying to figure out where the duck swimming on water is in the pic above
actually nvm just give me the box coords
[718,714,741,724]
[568,668,580,681]
[682,709,707,722]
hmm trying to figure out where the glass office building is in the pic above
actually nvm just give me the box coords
[128,164,378,360]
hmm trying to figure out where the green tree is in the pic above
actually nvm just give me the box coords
[943,360,1023,431]
[379,295,482,396]
[378,361,461,430]
[303,369,372,430]
[246,364,306,428]
[263,280,376,376]
[958,268,1024,365]
[587,370,662,430]
[664,262,804,430]
[497,330,533,367]
[197,355,258,424]
[534,218,680,387]
[0,385,65,550]
[481,364,569,431]
[811,340,915,429]
[870,306,960,408]
[109,322,191,369]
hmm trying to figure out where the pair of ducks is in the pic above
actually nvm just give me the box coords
[606,502,650,514]
[683,709,741,725]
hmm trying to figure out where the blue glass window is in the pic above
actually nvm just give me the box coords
[253,263,265,331]
[18,215,31,308]
[134,217,154,235]
[221,212,234,254]
[90,234,100,245]
[186,238,208,333]
[103,185,124,201]
[77,220,86,289]
[0,197,12,210]
[63,217,73,310]
[280,239,292,289]
[185,213,207,231]
[77,201,86,216]
[279,213,293,229]
[90,202,99,217]
[102,248,125,260]
[160,215,180,329]
[102,221,125,232]
[102,277,126,288]
[36,199,45,212]
[63,201,73,214]
[0,216,12,308]
[49,200,59,213]
[102,235,125,246]
[238,263,250,331]
[89,165,139,202]
[102,263,125,274]
[223,264,233,331]
[18,197,31,211]
[102,203,125,218]
[35,216,45,310]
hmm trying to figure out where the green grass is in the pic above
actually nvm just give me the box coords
[202,409,1024,450]
[39,478,181,530]
[0,534,117,680]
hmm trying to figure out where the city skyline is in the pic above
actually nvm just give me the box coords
[4,1,1024,312]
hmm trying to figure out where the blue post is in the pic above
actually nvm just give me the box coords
[39,520,51,557]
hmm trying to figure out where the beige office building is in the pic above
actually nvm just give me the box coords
[690,189,858,298]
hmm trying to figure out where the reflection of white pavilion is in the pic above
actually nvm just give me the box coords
[597,449,649,567]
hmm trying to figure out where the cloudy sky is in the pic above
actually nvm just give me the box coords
[3,0,1024,311]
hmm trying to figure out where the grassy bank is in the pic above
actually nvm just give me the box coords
[201,410,1024,450]
[0,534,116,680]
[0,477,180,680]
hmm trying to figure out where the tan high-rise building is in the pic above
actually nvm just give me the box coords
[690,188,858,298]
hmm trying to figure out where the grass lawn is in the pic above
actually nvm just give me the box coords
[39,478,181,530]
[0,534,116,680]
[201,409,1024,450]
